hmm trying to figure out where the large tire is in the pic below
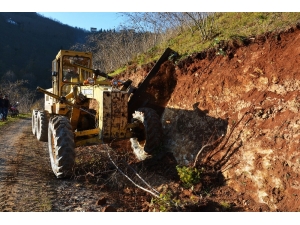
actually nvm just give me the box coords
[48,116,75,178]
[36,110,50,142]
[130,107,163,160]
[32,109,38,136]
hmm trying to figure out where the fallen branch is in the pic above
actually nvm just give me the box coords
[121,159,160,195]
[100,138,180,210]
[192,134,224,168]
[103,140,160,198]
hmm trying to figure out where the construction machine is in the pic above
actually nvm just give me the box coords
[32,48,176,178]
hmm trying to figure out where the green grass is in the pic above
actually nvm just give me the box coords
[0,113,31,128]
[119,12,300,70]
[109,66,127,76]
[214,12,300,40]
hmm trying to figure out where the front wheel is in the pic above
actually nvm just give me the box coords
[130,107,163,160]
[48,116,75,178]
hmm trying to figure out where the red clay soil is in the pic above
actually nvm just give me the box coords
[114,24,300,211]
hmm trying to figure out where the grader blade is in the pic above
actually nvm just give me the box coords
[128,47,177,119]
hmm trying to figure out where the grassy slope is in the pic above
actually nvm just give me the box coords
[169,12,300,55]
[116,12,300,72]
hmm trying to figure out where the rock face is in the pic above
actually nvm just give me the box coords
[117,25,300,211]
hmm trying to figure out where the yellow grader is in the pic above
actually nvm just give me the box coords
[31,48,175,178]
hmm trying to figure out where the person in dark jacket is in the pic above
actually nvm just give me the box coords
[3,95,10,121]
[0,93,4,121]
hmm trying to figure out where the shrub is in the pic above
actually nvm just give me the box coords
[176,165,201,188]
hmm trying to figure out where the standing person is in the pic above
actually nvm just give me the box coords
[3,95,10,121]
[0,93,3,121]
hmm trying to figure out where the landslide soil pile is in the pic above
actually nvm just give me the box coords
[115,24,300,211]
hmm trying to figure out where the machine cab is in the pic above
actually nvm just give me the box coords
[51,50,93,97]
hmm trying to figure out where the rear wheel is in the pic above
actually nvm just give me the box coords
[130,107,163,160]
[32,109,38,136]
[48,116,75,178]
[36,110,50,142]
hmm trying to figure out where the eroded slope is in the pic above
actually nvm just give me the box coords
[117,25,300,211]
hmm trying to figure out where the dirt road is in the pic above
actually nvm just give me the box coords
[0,118,51,211]
[0,118,110,212]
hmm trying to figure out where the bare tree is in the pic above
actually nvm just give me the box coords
[71,12,217,74]
[0,79,35,113]
[72,29,159,72]
[120,12,216,40]
[183,12,216,40]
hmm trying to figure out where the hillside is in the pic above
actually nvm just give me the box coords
[112,24,300,211]
[0,12,88,89]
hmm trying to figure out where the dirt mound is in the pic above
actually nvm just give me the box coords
[116,24,300,211]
